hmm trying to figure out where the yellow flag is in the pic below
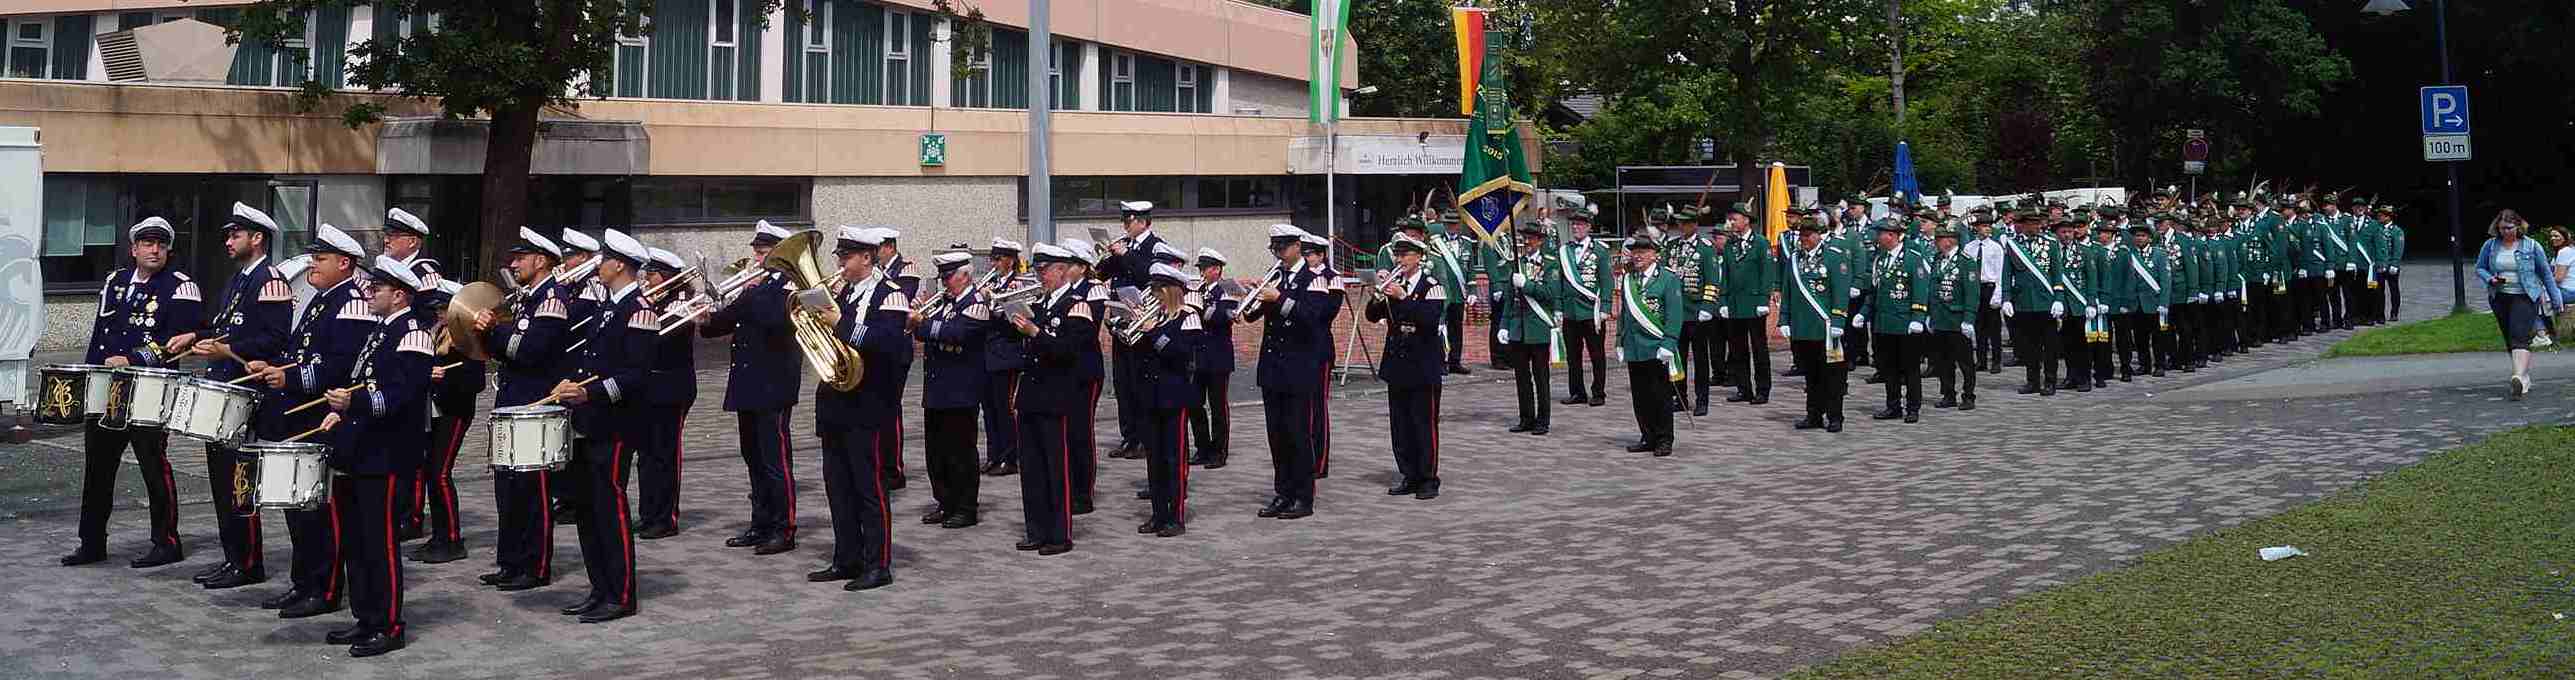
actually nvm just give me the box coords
[1764,162,1791,251]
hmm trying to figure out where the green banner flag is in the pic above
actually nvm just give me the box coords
[1456,31,1531,249]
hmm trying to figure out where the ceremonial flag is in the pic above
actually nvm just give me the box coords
[1451,8,1489,116]
[1891,141,1919,211]
[1765,162,1790,251]
[1455,30,1530,249]
[1309,0,1353,123]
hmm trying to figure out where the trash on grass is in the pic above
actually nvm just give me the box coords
[2258,546,2306,562]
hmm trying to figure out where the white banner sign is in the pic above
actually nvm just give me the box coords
[1288,134,1469,175]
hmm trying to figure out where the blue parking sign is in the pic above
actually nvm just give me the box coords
[2420,86,2470,135]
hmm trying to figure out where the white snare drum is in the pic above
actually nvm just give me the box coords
[490,404,571,472]
[34,364,110,425]
[102,366,187,429]
[245,441,332,512]
[166,377,264,445]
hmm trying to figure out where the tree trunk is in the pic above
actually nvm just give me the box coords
[1729,44,1763,208]
[476,98,542,278]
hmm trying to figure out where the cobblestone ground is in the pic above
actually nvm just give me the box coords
[5,263,2566,679]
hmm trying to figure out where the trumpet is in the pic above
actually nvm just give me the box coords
[553,256,600,288]
[1367,264,1421,304]
[642,266,700,305]
[1235,265,1288,323]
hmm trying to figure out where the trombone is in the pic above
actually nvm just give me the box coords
[654,256,768,334]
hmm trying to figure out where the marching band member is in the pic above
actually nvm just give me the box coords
[979,238,1029,477]
[1006,243,1093,555]
[1368,235,1446,499]
[387,208,477,564]
[634,247,696,540]
[188,203,292,590]
[62,217,201,569]
[1098,201,1165,463]
[312,255,436,657]
[1780,217,1852,433]
[1187,248,1238,469]
[1965,213,2007,374]
[1061,237,1107,515]
[917,251,988,529]
[1494,219,1560,434]
[1296,231,1343,478]
[868,227,914,490]
[470,228,572,592]
[547,229,659,622]
[806,226,908,590]
[1556,209,1613,408]
[1715,203,1774,405]
[878,226,921,297]
[1132,263,1203,537]
[1113,241,1190,462]
[1245,226,1330,518]
[549,228,603,524]
[255,223,377,619]
[701,220,801,554]
[1617,234,1683,454]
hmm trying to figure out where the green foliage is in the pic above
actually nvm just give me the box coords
[1345,0,1464,119]
[2077,0,2351,187]
[934,0,992,90]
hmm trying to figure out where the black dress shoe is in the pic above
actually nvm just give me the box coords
[578,603,635,624]
[1133,489,1152,500]
[2040,384,2057,396]
[1508,422,1533,433]
[1276,501,1313,520]
[1202,456,1227,470]
[397,524,425,542]
[1903,410,1920,424]
[1447,364,1471,375]
[1933,396,1958,409]
[1872,407,1903,420]
[494,574,550,591]
[479,570,515,585]
[261,588,307,610]
[2119,373,2135,383]
[1414,487,1441,500]
[1784,367,1808,378]
[1015,539,1043,551]
[1528,426,1549,435]
[2017,384,2041,395]
[992,462,1020,477]
[1036,543,1073,556]
[409,539,467,564]
[1825,417,1844,433]
[59,545,106,567]
[2074,383,2092,393]
[1070,498,1094,515]
[1589,396,1606,407]
[2151,369,2166,378]
[560,593,606,616]
[1157,523,1188,537]
[635,523,679,540]
[279,597,342,619]
[1558,395,1588,405]
[349,631,407,658]
[1726,393,1751,403]
[1692,404,1709,417]
[326,624,373,645]
[844,568,893,591]
[193,561,231,582]
[1626,441,1657,452]
[750,536,802,559]
[1749,395,1768,405]
[204,566,265,589]
[980,461,1005,476]
[1793,416,1824,430]
[806,565,855,582]
[921,509,949,525]
[725,530,767,548]
[1386,482,1420,496]
[2093,379,2108,389]
[941,512,979,529]
[1652,444,1672,457]
[1256,498,1286,518]
[1959,396,1977,410]
[1136,521,1164,535]
[127,545,182,569]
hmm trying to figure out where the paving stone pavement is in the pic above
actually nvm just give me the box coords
[5,262,2568,679]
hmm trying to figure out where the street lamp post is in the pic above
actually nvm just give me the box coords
[2364,0,2469,315]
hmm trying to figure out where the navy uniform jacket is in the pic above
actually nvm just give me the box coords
[205,257,295,383]
[330,307,433,475]
[1074,278,1108,382]
[977,271,1030,373]
[567,283,659,438]
[816,275,914,430]
[1134,302,1201,409]
[273,279,376,436]
[885,255,922,299]
[918,286,990,410]
[408,257,484,415]
[86,267,206,366]
[701,272,800,412]
[483,278,575,408]
[1193,278,1238,376]
[1097,232,1166,292]
[1016,285,1098,416]
[642,287,697,409]
[1246,262,1339,396]
[1365,269,1447,389]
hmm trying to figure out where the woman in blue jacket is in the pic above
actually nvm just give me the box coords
[2473,209,2563,399]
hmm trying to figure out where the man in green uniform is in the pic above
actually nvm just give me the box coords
[1835,197,1876,375]
[1925,225,1980,409]
[1555,208,1615,407]
[2347,195,2385,326]
[2230,197,2272,350]
[1999,213,2065,395]
[1780,216,1852,432]
[1491,219,1560,434]
[2317,194,2357,330]
[1617,235,1684,456]
[1715,203,1774,405]
[2204,214,2242,360]
[1860,221,1931,422]
[2050,219,2099,392]
[2113,222,2171,380]
[2374,202,2407,322]
[1663,207,1722,415]
[2083,218,2123,387]
[1427,211,1476,374]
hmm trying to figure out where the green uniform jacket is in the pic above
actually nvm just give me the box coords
[2161,231,2198,300]
[1861,244,1932,331]
[1998,233,2066,312]
[2055,235,2099,313]
[2293,217,2333,277]
[1926,248,1979,332]
[1616,266,1685,362]
[2255,211,2293,285]
[1717,232,1774,319]
[2084,239,2120,311]
[1779,244,1851,341]
[1555,237,1616,322]
[2379,221,2408,273]
[2238,218,2278,290]
[2112,244,2171,314]
[1661,232,1719,320]
[1488,242,1560,345]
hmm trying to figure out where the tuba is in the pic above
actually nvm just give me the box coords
[766,231,865,392]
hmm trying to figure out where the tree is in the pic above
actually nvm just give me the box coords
[237,0,784,271]
[2078,0,2350,188]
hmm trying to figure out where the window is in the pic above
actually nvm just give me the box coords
[7,18,50,79]
[1031,176,1287,220]
[713,0,738,45]
[630,178,810,226]
[614,6,648,98]
[1175,64,1200,113]
[802,0,829,102]
[39,175,318,294]
[1108,51,1135,111]
[710,0,740,100]
[1194,178,1280,210]
[1047,41,1065,108]
[271,13,312,86]
[884,10,912,104]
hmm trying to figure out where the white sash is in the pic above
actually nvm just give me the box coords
[2126,252,2162,293]
[2003,236,2057,303]
[1620,271,1666,340]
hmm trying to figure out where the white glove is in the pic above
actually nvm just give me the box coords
[1777,325,1792,337]
[794,288,833,311]
[1511,272,1528,287]
[1851,314,1868,329]
[1717,306,1731,318]
[2297,269,2308,278]
[1961,322,1975,337]
[1656,347,1675,364]
[2095,304,2109,316]
[2003,302,2017,317]
[2049,301,2065,318]
[1756,306,1769,315]
[1828,325,1845,338]
[1849,287,1863,299]
[2195,293,2209,303]
[2344,263,2356,272]
[1907,320,1926,334]
[1696,310,1713,322]
[1490,291,1505,303]
[1497,329,1510,344]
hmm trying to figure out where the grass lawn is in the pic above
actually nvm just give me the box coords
[2324,311,2513,357]
[1788,425,2575,680]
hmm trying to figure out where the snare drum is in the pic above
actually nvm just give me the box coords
[166,377,264,445]
[244,441,332,512]
[490,404,571,472]
[101,366,186,430]
[34,364,109,425]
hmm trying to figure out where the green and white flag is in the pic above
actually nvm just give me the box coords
[1308,0,1352,124]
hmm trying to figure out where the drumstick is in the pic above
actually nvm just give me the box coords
[534,377,600,406]
[435,361,463,371]
[284,424,330,442]
[283,394,333,415]
[226,362,297,385]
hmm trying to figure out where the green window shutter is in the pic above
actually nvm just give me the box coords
[908,15,930,105]
[51,15,92,81]
[1096,50,1111,110]
[991,28,1027,108]
[1138,55,1174,112]
[1199,71,1214,113]
[782,6,802,102]
[309,5,347,87]
[829,1,883,105]
[1056,42,1080,109]
[649,0,709,99]
[735,2,761,101]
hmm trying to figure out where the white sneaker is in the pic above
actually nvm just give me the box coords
[2536,335,2557,349]
[2509,375,2527,400]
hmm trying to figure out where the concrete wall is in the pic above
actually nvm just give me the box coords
[1224,69,1308,118]
[813,176,1024,255]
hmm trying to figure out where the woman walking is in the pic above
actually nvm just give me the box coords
[2472,210,2563,399]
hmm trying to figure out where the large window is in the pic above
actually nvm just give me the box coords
[1106,51,1136,111]
[631,177,809,226]
[883,10,912,104]
[710,0,739,99]
[38,176,316,294]
[1034,176,1288,220]
[7,18,50,79]
[801,0,830,102]
[1175,64,1201,113]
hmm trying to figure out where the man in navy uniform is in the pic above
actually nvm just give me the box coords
[1061,237,1108,515]
[805,226,909,589]
[1294,231,1344,478]
[1368,235,1447,500]
[634,247,697,540]
[1129,262,1203,537]
[1187,248,1238,469]
[866,227,915,490]
[547,229,660,622]
[61,217,203,569]
[1097,201,1166,461]
[979,238,1030,477]
[389,207,478,564]
[548,228,604,524]
[916,251,988,529]
[1243,225,1333,519]
[254,223,379,619]
[468,228,575,591]
[699,220,801,554]
[187,202,295,590]
[1004,243,1093,555]
[312,255,437,657]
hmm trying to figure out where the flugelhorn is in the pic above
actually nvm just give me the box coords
[767,231,864,391]
[1112,290,1174,346]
